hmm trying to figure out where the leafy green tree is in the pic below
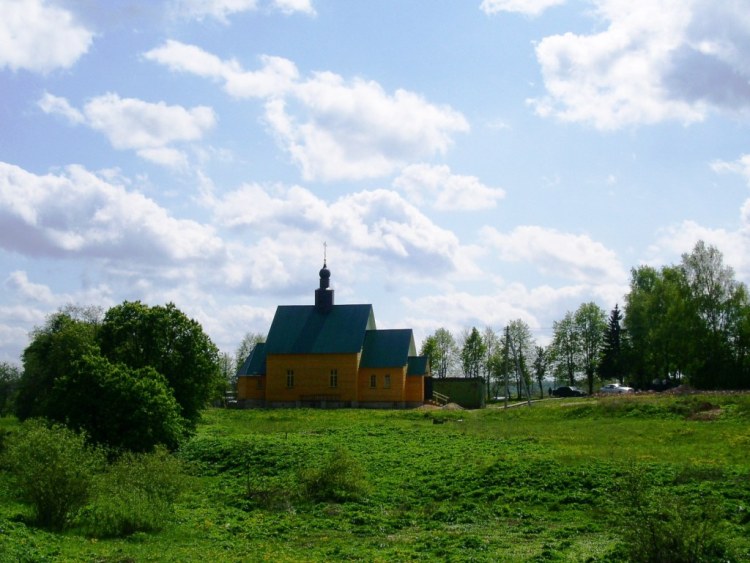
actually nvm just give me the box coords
[574,302,607,395]
[598,304,624,384]
[2,419,103,530]
[460,327,486,378]
[0,361,21,416]
[532,345,550,398]
[98,301,221,425]
[503,320,534,398]
[481,326,499,397]
[420,328,458,378]
[16,312,99,420]
[551,312,579,386]
[679,241,748,388]
[623,241,750,390]
[52,354,185,452]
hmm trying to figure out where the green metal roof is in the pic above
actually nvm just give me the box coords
[265,304,376,355]
[237,342,266,376]
[360,329,415,368]
[407,355,429,376]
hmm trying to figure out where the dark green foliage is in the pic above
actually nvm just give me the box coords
[16,312,99,420]
[52,354,185,452]
[598,304,623,384]
[14,301,220,453]
[0,361,21,416]
[297,447,369,503]
[610,466,731,562]
[624,241,750,390]
[2,420,103,530]
[98,301,222,425]
[79,447,186,537]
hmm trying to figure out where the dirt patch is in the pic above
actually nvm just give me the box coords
[688,407,722,421]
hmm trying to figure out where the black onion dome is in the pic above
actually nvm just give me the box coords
[319,264,331,279]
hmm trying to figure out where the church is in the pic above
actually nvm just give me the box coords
[236,261,430,408]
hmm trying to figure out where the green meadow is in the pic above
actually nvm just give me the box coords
[2,393,750,561]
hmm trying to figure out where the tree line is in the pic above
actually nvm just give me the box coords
[420,241,750,396]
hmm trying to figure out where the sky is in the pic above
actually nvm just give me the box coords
[2,0,750,365]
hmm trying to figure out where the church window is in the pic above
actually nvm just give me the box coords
[370,374,376,388]
[286,369,294,388]
[330,369,338,388]
[384,374,391,389]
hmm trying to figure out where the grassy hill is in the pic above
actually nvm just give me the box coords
[2,393,749,561]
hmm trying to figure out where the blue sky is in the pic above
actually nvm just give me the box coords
[2,0,750,364]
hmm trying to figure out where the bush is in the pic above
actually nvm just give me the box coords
[79,447,186,537]
[2,419,103,530]
[610,466,731,562]
[298,447,369,502]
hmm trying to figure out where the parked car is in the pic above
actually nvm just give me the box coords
[600,383,634,394]
[552,386,586,397]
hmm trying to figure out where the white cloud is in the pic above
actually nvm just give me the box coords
[213,182,468,277]
[528,0,750,129]
[394,164,505,211]
[648,216,750,283]
[480,0,566,17]
[145,42,469,181]
[144,41,299,98]
[0,162,224,263]
[171,0,314,23]
[38,92,84,124]
[272,0,315,15]
[482,225,628,283]
[0,0,93,73]
[712,154,750,186]
[39,92,215,168]
[4,271,56,304]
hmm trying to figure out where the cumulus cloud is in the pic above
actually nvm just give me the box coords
[144,42,468,181]
[39,92,215,168]
[0,162,224,263]
[482,225,628,283]
[393,164,505,211]
[528,0,750,129]
[172,0,314,23]
[712,154,750,186]
[0,0,93,73]
[480,0,566,17]
[213,182,466,276]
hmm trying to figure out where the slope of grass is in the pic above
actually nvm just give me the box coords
[1,393,749,561]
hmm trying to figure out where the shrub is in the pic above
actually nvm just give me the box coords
[298,446,369,502]
[2,419,103,530]
[79,447,186,537]
[610,466,731,562]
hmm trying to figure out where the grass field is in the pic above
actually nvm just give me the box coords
[1,393,749,561]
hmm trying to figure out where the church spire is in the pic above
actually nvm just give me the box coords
[315,243,334,312]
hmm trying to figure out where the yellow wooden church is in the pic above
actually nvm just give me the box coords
[236,262,429,408]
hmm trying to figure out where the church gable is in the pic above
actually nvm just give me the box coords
[360,329,415,369]
[265,304,375,355]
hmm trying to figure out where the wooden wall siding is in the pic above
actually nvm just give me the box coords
[236,375,266,400]
[266,353,361,402]
[404,374,425,403]
[357,366,407,402]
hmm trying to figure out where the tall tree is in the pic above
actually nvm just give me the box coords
[461,327,486,378]
[17,311,99,421]
[482,326,499,397]
[551,312,579,386]
[421,328,458,378]
[0,361,21,416]
[532,345,550,399]
[598,304,624,384]
[98,301,221,425]
[505,320,534,398]
[574,302,607,395]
